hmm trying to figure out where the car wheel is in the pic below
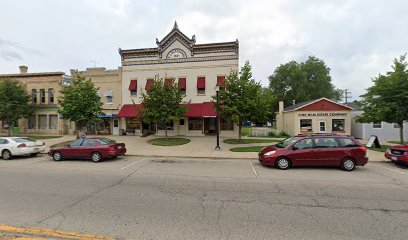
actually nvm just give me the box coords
[2,150,12,160]
[53,151,63,161]
[91,152,102,162]
[341,158,356,171]
[275,157,291,170]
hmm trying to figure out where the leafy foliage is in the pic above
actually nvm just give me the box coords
[140,77,186,139]
[0,78,33,135]
[214,61,270,140]
[58,73,103,129]
[268,56,342,111]
[358,54,408,144]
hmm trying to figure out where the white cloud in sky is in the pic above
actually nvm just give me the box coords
[0,0,407,99]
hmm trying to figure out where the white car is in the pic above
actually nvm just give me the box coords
[0,137,45,160]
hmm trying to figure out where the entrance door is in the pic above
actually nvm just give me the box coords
[113,119,120,136]
[318,120,326,133]
[204,118,216,134]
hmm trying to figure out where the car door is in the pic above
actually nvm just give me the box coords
[289,138,316,166]
[312,137,343,166]
[0,138,7,153]
[80,139,97,158]
[63,139,83,158]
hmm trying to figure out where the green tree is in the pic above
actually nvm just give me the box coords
[140,76,186,140]
[358,54,408,144]
[58,73,103,135]
[0,79,33,136]
[268,56,342,111]
[215,61,269,141]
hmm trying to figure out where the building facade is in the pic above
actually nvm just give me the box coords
[70,67,122,135]
[117,22,239,137]
[276,98,353,136]
[0,66,75,135]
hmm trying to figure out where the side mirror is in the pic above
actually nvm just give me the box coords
[292,146,298,151]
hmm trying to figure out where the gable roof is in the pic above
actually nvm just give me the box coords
[283,98,354,112]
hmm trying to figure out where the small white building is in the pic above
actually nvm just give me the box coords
[117,22,239,137]
[347,102,408,141]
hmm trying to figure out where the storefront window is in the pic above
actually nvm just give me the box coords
[28,115,36,129]
[188,118,203,130]
[158,120,174,130]
[300,119,312,132]
[126,118,141,131]
[372,122,382,129]
[332,119,345,132]
[49,115,58,129]
[38,115,47,129]
[221,118,234,130]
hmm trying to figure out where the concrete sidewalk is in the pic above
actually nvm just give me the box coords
[41,135,388,161]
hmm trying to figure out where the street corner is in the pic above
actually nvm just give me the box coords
[0,225,127,240]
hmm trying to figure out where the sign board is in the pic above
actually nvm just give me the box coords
[366,135,381,148]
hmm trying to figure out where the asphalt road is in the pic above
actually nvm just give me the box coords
[0,155,408,240]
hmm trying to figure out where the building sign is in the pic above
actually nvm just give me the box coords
[298,112,348,117]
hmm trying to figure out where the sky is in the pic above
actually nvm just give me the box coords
[0,0,407,99]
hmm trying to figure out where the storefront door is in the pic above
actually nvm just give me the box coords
[318,120,326,133]
[113,119,119,136]
[204,118,216,135]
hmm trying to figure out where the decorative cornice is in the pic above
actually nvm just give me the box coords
[122,55,238,66]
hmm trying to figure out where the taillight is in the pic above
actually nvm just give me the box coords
[404,152,408,156]
[359,146,367,152]
[17,143,26,148]
[108,146,115,151]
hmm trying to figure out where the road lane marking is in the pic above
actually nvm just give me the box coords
[121,159,147,170]
[250,162,258,176]
[377,165,408,176]
[0,225,117,239]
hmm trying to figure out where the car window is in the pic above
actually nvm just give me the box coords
[314,138,339,148]
[337,138,359,148]
[70,139,83,147]
[13,138,31,143]
[82,139,96,147]
[0,139,9,144]
[98,138,116,145]
[276,137,300,148]
[293,138,313,150]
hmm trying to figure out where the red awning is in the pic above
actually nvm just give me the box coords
[216,76,225,87]
[128,80,137,91]
[197,77,205,89]
[118,104,144,118]
[145,79,154,89]
[178,78,186,89]
[165,78,173,86]
[183,102,216,117]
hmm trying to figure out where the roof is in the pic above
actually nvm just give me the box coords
[283,98,354,112]
[0,72,65,78]
[344,102,362,111]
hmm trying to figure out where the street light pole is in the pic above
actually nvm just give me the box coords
[215,85,221,150]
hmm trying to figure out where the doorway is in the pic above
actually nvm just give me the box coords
[204,118,216,135]
[113,119,119,135]
[318,120,326,133]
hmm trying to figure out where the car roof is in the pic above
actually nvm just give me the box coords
[296,134,354,138]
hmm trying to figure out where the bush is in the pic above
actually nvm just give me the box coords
[268,131,289,138]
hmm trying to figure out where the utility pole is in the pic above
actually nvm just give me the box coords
[343,89,352,104]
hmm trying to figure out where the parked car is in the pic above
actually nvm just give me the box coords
[48,138,126,162]
[258,134,368,171]
[0,137,45,160]
[385,145,408,165]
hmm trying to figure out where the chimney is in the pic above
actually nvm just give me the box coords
[19,65,28,74]
[279,101,284,112]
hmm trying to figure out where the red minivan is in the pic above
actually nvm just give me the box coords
[258,134,368,171]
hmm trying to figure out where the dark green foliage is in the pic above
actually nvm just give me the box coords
[358,54,408,144]
[0,79,33,136]
[214,61,270,141]
[58,73,103,129]
[268,56,342,110]
[140,77,186,140]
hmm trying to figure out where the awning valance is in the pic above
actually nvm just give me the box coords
[178,78,186,90]
[183,102,216,117]
[129,80,137,91]
[145,79,154,90]
[217,76,225,87]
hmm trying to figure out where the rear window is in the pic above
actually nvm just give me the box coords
[13,138,32,143]
[98,138,116,145]
[337,138,359,147]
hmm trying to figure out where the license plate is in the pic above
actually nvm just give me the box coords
[118,146,122,149]
[391,156,398,161]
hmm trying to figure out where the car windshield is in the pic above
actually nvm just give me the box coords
[98,138,116,145]
[275,137,300,148]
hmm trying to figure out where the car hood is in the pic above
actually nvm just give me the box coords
[390,145,408,150]
[259,145,279,155]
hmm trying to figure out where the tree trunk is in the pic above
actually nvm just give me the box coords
[399,123,404,144]
[165,123,168,141]
[238,123,242,143]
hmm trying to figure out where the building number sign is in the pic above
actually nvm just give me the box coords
[166,49,187,59]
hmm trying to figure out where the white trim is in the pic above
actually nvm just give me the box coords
[283,97,354,112]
